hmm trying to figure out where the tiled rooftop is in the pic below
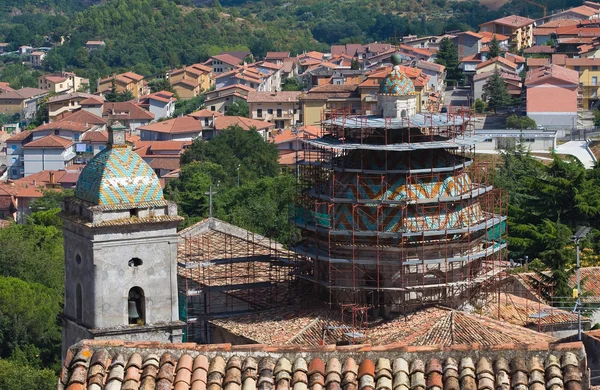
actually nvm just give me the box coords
[209,306,557,347]
[59,339,588,390]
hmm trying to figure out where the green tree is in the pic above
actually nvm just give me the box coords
[173,94,205,117]
[0,277,62,368]
[180,125,279,182]
[281,77,302,91]
[104,81,134,102]
[148,78,176,94]
[482,69,511,112]
[350,58,360,70]
[506,115,536,129]
[435,37,462,82]
[0,359,56,390]
[488,34,502,58]
[473,98,486,113]
[593,109,600,126]
[224,100,249,117]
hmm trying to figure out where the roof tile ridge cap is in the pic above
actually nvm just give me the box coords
[287,315,324,345]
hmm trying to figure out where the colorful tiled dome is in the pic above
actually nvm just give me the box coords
[379,65,415,96]
[75,145,164,205]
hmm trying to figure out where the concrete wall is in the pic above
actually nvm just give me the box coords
[23,148,69,176]
[528,112,577,128]
[149,99,174,120]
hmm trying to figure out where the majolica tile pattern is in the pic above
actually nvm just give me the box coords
[74,145,164,205]
[379,66,416,96]
[59,343,587,390]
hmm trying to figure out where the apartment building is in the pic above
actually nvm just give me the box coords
[247,91,301,129]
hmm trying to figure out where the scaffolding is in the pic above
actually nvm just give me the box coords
[291,108,508,317]
[177,218,298,343]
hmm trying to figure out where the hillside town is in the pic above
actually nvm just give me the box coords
[3,1,600,390]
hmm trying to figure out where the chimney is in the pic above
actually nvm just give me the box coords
[33,179,36,186]
[49,172,55,184]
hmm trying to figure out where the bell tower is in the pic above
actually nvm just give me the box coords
[61,122,184,357]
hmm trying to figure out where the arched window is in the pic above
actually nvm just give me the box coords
[128,287,145,325]
[128,258,143,267]
[76,283,83,322]
[75,254,82,265]
[401,109,407,118]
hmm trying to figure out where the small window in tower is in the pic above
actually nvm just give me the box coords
[128,287,145,325]
[75,254,82,264]
[130,208,139,218]
[128,258,143,267]
[76,283,83,322]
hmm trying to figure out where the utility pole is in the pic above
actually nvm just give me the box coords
[292,125,300,183]
[572,226,591,341]
[237,164,240,187]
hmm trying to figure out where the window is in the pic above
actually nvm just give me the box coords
[574,66,580,71]
[128,258,143,267]
[73,133,80,141]
[524,138,535,143]
[11,157,16,164]
[483,138,493,142]
[128,287,145,325]
[276,109,282,117]
[11,169,16,177]
[267,108,273,115]
[593,66,598,71]
[75,254,81,264]
[257,109,263,118]
[76,283,83,322]
[210,106,215,111]
[11,145,16,151]
[205,118,209,126]
[98,145,105,151]
[54,129,60,135]
[593,76,598,86]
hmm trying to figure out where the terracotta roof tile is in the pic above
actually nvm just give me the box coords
[22,134,74,148]
[61,341,587,390]
[103,102,154,121]
[247,91,301,103]
[213,53,244,66]
[137,116,203,134]
[475,56,519,70]
[525,64,579,85]
[189,109,224,119]
[61,109,107,125]
[213,116,275,131]
[481,15,535,28]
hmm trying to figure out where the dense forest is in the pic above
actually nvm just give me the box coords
[0,0,586,89]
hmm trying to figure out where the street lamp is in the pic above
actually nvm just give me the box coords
[571,226,591,341]
[237,164,241,187]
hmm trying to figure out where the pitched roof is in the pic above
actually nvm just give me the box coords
[527,57,551,67]
[60,339,587,390]
[13,87,47,99]
[265,51,290,59]
[81,130,108,142]
[460,53,483,63]
[524,45,556,54]
[137,116,203,134]
[480,293,586,329]
[247,91,301,103]
[7,131,32,142]
[172,78,199,88]
[22,134,73,149]
[525,64,580,86]
[47,92,97,104]
[148,157,181,171]
[34,120,92,133]
[61,109,107,125]
[476,56,519,70]
[481,15,535,28]
[416,60,445,72]
[103,102,154,121]
[212,53,243,66]
[210,305,557,347]
[188,109,224,119]
[80,96,105,105]
[478,31,510,43]
[213,116,275,131]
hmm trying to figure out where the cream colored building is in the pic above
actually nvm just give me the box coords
[247,91,301,129]
[169,63,214,99]
[300,84,362,126]
[38,72,89,94]
[98,72,146,98]
[479,15,535,50]
[204,84,254,114]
